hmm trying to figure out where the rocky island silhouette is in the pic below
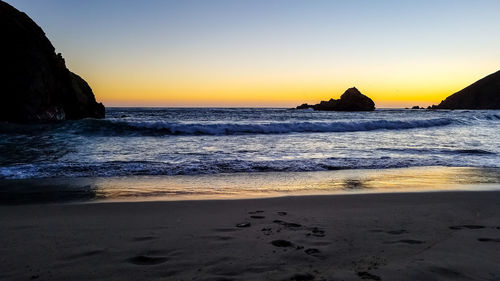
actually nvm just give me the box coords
[296,87,376,111]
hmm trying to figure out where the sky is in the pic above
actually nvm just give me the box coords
[6,0,500,108]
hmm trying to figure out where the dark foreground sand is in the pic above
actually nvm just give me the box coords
[1,191,500,281]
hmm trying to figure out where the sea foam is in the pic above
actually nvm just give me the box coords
[72,117,456,136]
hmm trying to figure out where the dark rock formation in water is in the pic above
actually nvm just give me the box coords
[296,87,375,111]
[0,1,105,123]
[431,70,500,110]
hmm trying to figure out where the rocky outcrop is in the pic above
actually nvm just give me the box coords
[431,70,500,110]
[0,1,104,123]
[296,87,375,111]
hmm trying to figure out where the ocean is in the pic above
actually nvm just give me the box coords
[1,108,499,203]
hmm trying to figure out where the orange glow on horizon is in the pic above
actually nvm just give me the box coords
[75,60,498,109]
[9,0,500,109]
[90,79,477,109]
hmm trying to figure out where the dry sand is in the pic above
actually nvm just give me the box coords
[1,191,500,280]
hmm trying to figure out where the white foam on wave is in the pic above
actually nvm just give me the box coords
[118,118,455,135]
[2,154,498,180]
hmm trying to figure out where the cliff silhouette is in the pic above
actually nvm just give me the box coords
[432,70,500,109]
[0,1,104,123]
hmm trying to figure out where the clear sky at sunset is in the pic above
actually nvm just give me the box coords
[6,0,500,107]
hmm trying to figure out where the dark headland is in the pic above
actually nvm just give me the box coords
[0,1,104,123]
[296,87,375,111]
[430,69,500,109]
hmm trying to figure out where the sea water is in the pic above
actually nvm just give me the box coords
[0,108,499,202]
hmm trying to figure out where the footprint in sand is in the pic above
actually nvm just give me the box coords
[250,215,265,219]
[449,225,485,230]
[236,222,251,228]
[428,266,464,278]
[273,220,302,228]
[370,229,408,235]
[357,271,381,280]
[477,238,500,242]
[248,210,264,214]
[386,229,408,235]
[201,235,234,241]
[307,227,325,237]
[66,250,105,260]
[132,236,157,242]
[127,255,168,265]
[271,239,294,248]
[384,239,424,245]
[304,248,321,256]
[261,227,273,235]
[277,211,287,216]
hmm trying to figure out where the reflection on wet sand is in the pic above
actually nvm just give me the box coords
[1,166,499,204]
[343,179,366,190]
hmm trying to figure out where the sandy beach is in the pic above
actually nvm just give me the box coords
[2,1,500,280]
[1,191,500,280]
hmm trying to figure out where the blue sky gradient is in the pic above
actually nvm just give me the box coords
[6,0,500,107]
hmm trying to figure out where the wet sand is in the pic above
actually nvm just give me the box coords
[1,191,500,280]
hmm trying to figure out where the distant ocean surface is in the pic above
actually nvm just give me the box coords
[1,108,499,179]
[1,107,500,203]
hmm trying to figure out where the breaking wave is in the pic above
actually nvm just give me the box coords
[1,155,498,180]
[63,117,456,136]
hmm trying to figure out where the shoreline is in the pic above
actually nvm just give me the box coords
[1,166,500,204]
[2,190,500,280]
[59,187,500,206]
